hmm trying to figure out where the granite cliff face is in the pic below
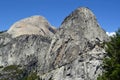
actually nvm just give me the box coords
[0,7,109,80]
[7,16,56,38]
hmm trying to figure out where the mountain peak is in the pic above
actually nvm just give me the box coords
[7,15,56,37]
[0,7,109,80]
[61,7,109,41]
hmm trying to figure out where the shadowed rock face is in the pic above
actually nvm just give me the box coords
[7,16,56,37]
[0,7,109,80]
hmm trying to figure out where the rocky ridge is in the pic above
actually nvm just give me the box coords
[0,7,109,80]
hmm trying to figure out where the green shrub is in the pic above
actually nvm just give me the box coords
[26,72,39,80]
[21,72,39,80]
[3,65,18,71]
[0,66,3,68]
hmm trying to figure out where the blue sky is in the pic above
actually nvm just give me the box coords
[0,0,120,32]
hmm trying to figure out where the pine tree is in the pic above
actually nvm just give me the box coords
[97,29,120,80]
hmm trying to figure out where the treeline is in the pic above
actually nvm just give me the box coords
[98,29,120,80]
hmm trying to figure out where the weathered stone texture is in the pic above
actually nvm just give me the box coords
[0,7,109,80]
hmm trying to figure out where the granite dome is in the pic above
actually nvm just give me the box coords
[7,16,56,37]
